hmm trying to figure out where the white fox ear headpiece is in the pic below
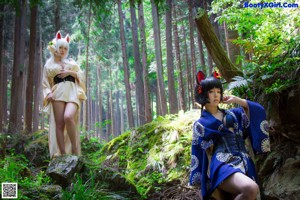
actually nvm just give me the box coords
[47,31,70,58]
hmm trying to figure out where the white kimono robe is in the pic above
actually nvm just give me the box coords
[42,58,87,158]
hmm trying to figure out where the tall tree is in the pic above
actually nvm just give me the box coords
[150,0,167,115]
[196,31,206,67]
[114,90,121,136]
[119,90,124,133]
[9,0,26,133]
[187,0,196,108]
[2,10,9,129]
[105,90,111,140]
[129,0,145,125]
[54,0,61,32]
[165,0,178,114]
[117,0,135,128]
[108,64,114,137]
[25,3,38,133]
[182,24,191,109]
[96,65,103,138]
[224,22,241,68]
[17,0,27,131]
[84,2,92,132]
[0,4,4,132]
[172,6,186,112]
[138,1,152,123]
[33,21,42,132]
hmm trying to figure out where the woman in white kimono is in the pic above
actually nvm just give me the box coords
[42,31,87,158]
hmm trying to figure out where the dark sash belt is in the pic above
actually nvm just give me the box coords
[213,132,247,154]
[54,75,75,85]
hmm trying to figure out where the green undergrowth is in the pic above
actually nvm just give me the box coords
[0,151,51,199]
[95,110,200,198]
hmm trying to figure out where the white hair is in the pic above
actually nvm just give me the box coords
[55,38,69,58]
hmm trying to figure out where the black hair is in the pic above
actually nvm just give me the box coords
[194,76,223,108]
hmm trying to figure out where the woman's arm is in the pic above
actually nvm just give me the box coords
[223,95,249,114]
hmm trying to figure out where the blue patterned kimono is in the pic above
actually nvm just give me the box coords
[190,101,270,199]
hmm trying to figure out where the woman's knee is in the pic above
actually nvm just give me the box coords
[242,182,259,198]
[64,114,75,124]
[56,121,65,130]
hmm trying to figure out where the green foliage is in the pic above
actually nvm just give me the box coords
[211,0,299,65]
[97,110,198,198]
[210,0,300,98]
[0,152,29,182]
[0,151,50,199]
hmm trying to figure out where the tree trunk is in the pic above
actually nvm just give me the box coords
[117,0,135,128]
[0,4,4,132]
[138,1,152,123]
[9,0,24,133]
[172,6,186,112]
[196,30,206,67]
[115,91,121,136]
[54,0,61,32]
[105,91,111,140]
[84,3,92,133]
[120,91,124,133]
[151,0,168,115]
[182,24,191,110]
[208,53,213,75]
[96,66,103,138]
[225,22,241,68]
[25,3,37,133]
[108,66,114,137]
[165,0,178,114]
[1,12,9,128]
[33,12,42,132]
[187,0,196,108]
[195,9,242,82]
[130,0,145,125]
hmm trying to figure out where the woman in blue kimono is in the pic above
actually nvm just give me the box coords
[190,71,270,200]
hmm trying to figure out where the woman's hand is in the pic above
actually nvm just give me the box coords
[46,92,55,102]
[223,95,249,110]
[222,95,237,104]
[57,69,74,79]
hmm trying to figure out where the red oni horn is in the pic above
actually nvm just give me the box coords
[196,71,206,85]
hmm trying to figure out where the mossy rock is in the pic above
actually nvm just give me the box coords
[24,132,50,167]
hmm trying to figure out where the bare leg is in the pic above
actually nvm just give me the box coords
[64,102,78,155]
[219,172,259,200]
[52,101,66,155]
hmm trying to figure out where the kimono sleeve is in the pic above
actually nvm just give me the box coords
[42,67,51,106]
[247,100,271,154]
[189,121,213,186]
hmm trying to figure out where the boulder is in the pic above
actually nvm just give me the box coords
[46,155,84,187]
[263,158,300,200]
[23,185,62,200]
[24,134,49,167]
[38,185,63,200]
[94,167,137,193]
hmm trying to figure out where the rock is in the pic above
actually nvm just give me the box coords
[263,158,300,200]
[95,167,137,193]
[46,155,83,187]
[23,185,63,200]
[24,134,49,167]
[38,185,63,200]
[258,152,282,177]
